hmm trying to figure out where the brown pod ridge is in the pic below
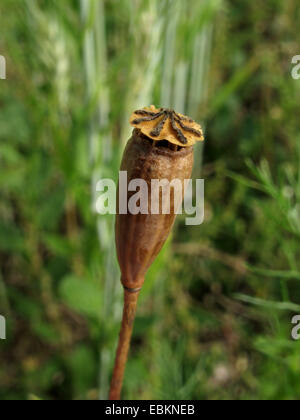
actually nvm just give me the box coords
[116,129,194,291]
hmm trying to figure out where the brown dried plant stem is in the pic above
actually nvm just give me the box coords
[109,288,140,400]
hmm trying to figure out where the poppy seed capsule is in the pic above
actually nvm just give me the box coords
[110,107,204,400]
[116,128,194,291]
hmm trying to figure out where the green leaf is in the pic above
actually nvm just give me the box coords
[247,266,300,280]
[43,234,73,257]
[67,345,97,397]
[0,222,24,252]
[234,294,300,312]
[59,275,102,318]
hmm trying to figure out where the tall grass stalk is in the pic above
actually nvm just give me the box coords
[120,0,165,148]
[80,0,120,400]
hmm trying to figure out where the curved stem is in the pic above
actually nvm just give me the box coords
[109,289,140,400]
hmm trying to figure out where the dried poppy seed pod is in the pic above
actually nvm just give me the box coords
[110,106,204,400]
[116,129,194,292]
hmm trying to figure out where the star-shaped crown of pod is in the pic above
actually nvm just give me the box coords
[130,105,204,147]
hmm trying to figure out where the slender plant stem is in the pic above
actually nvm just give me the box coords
[109,288,140,400]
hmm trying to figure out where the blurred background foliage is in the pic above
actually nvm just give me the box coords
[0,0,300,400]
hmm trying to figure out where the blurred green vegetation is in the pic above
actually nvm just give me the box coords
[0,0,300,400]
